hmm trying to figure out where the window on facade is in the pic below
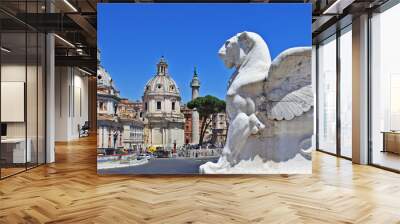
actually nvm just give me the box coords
[0,13,46,178]
[371,3,400,171]
[113,103,118,114]
[157,101,161,110]
[339,26,352,158]
[145,102,148,111]
[318,34,337,155]
[172,102,176,110]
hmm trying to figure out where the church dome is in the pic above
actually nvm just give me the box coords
[141,57,186,149]
[144,57,180,97]
[144,74,180,96]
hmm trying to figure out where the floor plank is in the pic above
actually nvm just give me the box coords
[0,135,400,223]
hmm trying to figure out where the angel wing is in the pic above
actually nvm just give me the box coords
[264,47,313,121]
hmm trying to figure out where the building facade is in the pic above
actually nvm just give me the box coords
[97,65,123,155]
[211,112,228,147]
[142,57,185,150]
[118,99,144,153]
[181,106,193,145]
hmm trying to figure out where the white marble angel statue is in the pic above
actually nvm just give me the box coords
[200,31,313,174]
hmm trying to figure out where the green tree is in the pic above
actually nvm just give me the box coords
[187,95,226,146]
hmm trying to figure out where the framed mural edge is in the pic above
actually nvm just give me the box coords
[96,3,313,175]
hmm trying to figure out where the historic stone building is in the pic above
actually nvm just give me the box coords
[118,99,144,153]
[131,100,145,121]
[97,65,123,155]
[181,106,193,144]
[142,57,185,150]
[97,61,145,156]
[211,112,228,146]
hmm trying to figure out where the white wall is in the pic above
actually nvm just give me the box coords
[1,65,34,138]
[1,65,26,140]
[55,67,68,140]
[55,67,89,141]
[72,73,89,138]
[1,63,46,163]
[1,65,25,124]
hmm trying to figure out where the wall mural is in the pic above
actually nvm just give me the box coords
[97,4,312,174]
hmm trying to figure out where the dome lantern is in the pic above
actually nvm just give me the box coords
[156,56,168,76]
[143,57,180,98]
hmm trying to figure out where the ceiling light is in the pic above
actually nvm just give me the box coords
[322,0,354,15]
[54,34,75,48]
[76,48,86,56]
[63,0,78,12]
[78,67,93,76]
[1,47,11,53]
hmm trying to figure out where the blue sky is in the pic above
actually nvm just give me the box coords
[98,3,311,103]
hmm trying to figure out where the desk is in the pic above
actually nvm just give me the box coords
[382,131,400,154]
[1,138,31,163]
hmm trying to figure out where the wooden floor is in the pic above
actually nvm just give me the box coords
[1,136,400,223]
[1,167,26,178]
[372,150,400,171]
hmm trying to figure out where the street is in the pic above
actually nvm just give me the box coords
[98,157,219,174]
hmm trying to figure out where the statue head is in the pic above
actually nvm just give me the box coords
[218,31,271,69]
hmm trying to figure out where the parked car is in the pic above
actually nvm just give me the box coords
[137,154,152,160]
